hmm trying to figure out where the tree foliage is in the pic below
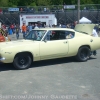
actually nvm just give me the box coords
[0,0,99,7]
[0,0,9,7]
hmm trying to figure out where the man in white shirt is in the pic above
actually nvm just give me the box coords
[91,27,98,37]
[34,24,39,29]
[91,26,98,55]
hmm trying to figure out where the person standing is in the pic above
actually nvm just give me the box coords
[91,26,99,55]
[21,23,26,39]
[28,23,32,32]
[34,24,39,29]
[16,24,20,39]
[10,24,14,34]
[92,26,98,37]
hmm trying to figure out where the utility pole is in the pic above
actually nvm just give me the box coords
[77,0,80,23]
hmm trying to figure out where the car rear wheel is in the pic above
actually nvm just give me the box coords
[76,46,90,62]
[13,53,32,70]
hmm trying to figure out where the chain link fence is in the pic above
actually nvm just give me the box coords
[0,4,100,25]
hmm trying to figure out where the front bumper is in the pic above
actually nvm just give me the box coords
[0,57,13,63]
[0,57,5,62]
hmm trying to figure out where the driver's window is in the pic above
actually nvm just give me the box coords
[44,31,52,41]
[49,31,66,40]
[44,30,66,41]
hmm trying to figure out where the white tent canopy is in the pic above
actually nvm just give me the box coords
[79,17,92,24]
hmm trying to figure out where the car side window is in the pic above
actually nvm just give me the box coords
[50,31,59,40]
[45,30,66,41]
[44,30,75,41]
[65,31,75,39]
[44,31,52,41]
[59,31,66,39]
[26,30,34,39]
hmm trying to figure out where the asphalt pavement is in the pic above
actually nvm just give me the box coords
[0,52,100,99]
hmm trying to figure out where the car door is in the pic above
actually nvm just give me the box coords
[39,30,69,60]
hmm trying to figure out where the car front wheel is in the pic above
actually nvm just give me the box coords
[76,46,90,62]
[13,53,32,70]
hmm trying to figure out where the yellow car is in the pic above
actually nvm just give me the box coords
[0,27,100,70]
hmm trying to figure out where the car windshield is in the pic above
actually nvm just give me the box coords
[25,30,47,41]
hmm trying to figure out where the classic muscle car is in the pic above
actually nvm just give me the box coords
[0,28,100,69]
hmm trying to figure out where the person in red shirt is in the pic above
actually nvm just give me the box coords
[10,24,14,34]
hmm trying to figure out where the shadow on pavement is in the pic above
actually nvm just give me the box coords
[0,56,96,71]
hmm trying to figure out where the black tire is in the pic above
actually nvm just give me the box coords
[13,53,32,70]
[76,46,90,62]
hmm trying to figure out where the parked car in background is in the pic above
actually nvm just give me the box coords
[0,27,100,70]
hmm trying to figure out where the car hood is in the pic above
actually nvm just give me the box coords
[74,24,98,35]
[0,39,39,50]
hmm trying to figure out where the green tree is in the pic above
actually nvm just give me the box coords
[0,0,9,7]
[0,0,99,7]
[51,0,63,5]
[35,0,52,6]
[93,0,100,5]
[17,0,35,6]
[8,0,19,6]
[80,0,93,4]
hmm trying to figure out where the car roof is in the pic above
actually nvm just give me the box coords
[33,28,75,32]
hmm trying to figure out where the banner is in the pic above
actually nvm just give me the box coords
[8,8,19,11]
[64,5,75,9]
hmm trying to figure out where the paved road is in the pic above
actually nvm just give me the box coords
[0,48,100,100]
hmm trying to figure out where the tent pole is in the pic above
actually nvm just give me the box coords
[77,0,80,24]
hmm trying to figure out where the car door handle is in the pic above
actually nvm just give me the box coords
[63,41,67,43]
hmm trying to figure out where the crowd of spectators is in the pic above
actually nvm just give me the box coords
[1,21,100,40]
[1,22,76,34]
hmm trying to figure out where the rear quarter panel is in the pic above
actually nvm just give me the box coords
[67,33,92,56]
[89,37,100,51]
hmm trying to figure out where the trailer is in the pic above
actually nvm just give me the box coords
[19,14,57,28]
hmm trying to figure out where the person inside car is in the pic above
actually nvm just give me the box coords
[66,33,74,39]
